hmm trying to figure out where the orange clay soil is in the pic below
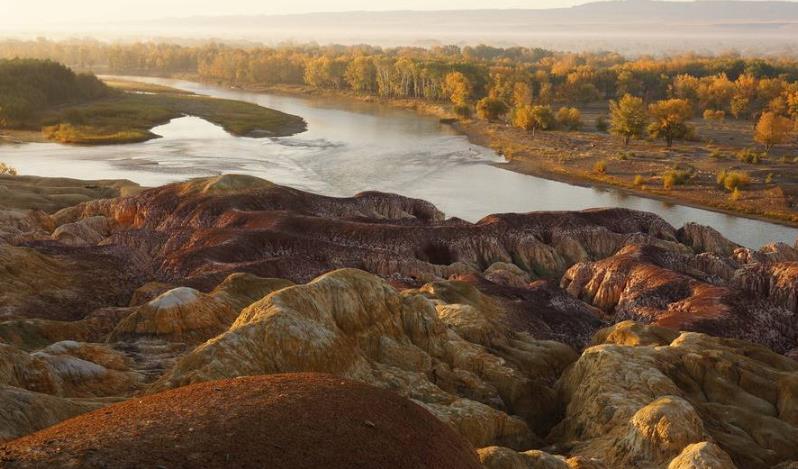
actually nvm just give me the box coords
[0,373,482,469]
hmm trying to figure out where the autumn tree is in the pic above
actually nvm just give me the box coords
[512,82,532,108]
[787,91,798,120]
[476,97,509,122]
[443,72,472,107]
[609,94,648,145]
[304,56,346,89]
[754,112,794,152]
[512,105,554,137]
[344,56,376,94]
[647,99,693,147]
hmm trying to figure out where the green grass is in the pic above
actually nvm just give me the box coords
[33,82,306,144]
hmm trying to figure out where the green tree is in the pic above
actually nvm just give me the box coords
[609,94,648,145]
[476,97,509,122]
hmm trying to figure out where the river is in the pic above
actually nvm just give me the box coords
[1,76,797,248]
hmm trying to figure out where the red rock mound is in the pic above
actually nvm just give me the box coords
[0,373,482,469]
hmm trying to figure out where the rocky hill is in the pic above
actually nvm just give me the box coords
[0,173,796,468]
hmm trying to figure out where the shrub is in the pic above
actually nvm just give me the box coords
[453,104,472,118]
[662,169,691,189]
[0,162,17,176]
[737,148,765,164]
[595,116,609,132]
[766,173,774,184]
[556,107,582,130]
[703,109,726,121]
[634,175,646,186]
[731,187,742,201]
[709,148,723,159]
[593,160,608,174]
[476,97,509,122]
[717,170,751,192]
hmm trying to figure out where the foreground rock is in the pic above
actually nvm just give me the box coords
[153,269,576,447]
[0,374,483,469]
[1,174,798,468]
[551,321,798,469]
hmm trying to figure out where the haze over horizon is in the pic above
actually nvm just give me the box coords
[6,0,579,27]
[2,0,796,28]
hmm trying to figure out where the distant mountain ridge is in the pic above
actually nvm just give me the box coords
[149,1,798,27]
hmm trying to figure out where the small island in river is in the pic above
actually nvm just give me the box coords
[0,59,306,145]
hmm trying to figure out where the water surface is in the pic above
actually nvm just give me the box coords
[2,77,797,248]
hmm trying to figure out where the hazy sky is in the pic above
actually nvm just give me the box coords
[3,0,587,26]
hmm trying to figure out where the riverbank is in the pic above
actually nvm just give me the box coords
[208,80,798,229]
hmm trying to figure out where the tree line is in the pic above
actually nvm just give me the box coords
[1,39,797,147]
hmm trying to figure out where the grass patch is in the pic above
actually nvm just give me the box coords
[31,81,306,144]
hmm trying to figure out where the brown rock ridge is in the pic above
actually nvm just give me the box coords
[53,174,679,289]
[0,175,141,212]
[0,243,150,322]
[562,243,798,352]
[0,340,140,442]
[0,308,130,351]
[0,386,102,444]
[0,374,483,469]
[0,342,142,398]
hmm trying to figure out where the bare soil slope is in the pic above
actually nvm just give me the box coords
[0,373,482,469]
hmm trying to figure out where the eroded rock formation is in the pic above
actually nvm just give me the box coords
[152,269,576,448]
[551,321,798,469]
[1,174,797,468]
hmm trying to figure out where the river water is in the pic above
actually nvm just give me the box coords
[1,76,796,248]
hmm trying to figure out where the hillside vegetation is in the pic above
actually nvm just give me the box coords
[0,60,305,144]
[0,59,109,126]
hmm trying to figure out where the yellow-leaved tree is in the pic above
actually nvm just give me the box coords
[647,99,693,147]
[754,112,794,152]
[512,105,554,137]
